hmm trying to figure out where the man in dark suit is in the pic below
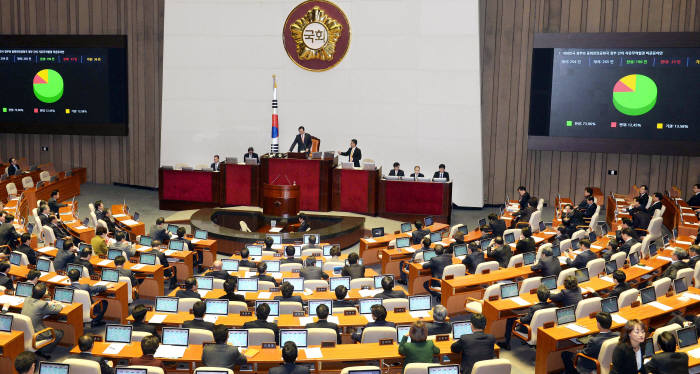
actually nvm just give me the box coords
[688,184,700,207]
[296,215,310,232]
[0,262,13,290]
[21,283,64,359]
[614,220,639,243]
[289,126,312,153]
[38,204,50,226]
[514,199,537,225]
[300,257,329,281]
[550,275,583,308]
[175,277,201,299]
[337,139,362,167]
[463,242,485,274]
[270,341,310,374]
[75,248,95,276]
[131,335,165,370]
[202,325,248,370]
[644,331,689,374]
[305,303,341,343]
[483,213,506,238]
[517,186,531,210]
[619,228,640,255]
[451,313,495,374]
[486,237,511,268]
[342,252,365,279]
[280,246,303,265]
[607,270,631,298]
[499,285,554,350]
[579,195,597,219]
[562,312,619,374]
[149,218,170,244]
[67,269,108,327]
[47,215,69,239]
[274,281,303,303]
[577,187,594,210]
[14,351,37,374]
[426,305,452,335]
[411,221,429,245]
[54,239,78,272]
[73,334,113,374]
[257,262,280,286]
[15,233,36,265]
[130,304,160,339]
[48,190,67,214]
[6,158,20,176]
[423,245,452,300]
[352,304,395,342]
[243,147,259,163]
[388,162,404,177]
[565,238,597,269]
[243,302,280,343]
[531,247,562,277]
[0,214,19,249]
[629,197,652,230]
[114,256,137,286]
[662,248,690,280]
[238,248,256,268]
[333,285,355,308]
[182,301,215,332]
[432,164,449,181]
[647,192,664,217]
[210,155,223,171]
[375,276,406,299]
[205,260,231,280]
[638,185,649,208]
[223,277,246,303]
[410,165,424,179]
[147,240,170,268]
[93,200,106,222]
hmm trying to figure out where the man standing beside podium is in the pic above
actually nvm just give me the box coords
[338,139,362,167]
[289,126,312,153]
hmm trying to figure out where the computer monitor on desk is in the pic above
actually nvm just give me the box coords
[155,297,179,313]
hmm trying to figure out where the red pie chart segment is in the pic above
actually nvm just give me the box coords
[613,80,634,92]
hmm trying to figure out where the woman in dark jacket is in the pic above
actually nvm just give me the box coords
[611,319,647,374]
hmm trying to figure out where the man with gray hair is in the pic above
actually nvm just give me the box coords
[426,305,451,335]
[661,248,689,280]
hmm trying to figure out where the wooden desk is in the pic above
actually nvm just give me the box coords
[111,204,146,238]
[0,170,41,202]
[406,257,462,295]
[223,163,260,206]
[0,331,24,374]
[159,168,223,210]
[133,244,194,282]
[167,286,405,302]
[331,167,380,215]
[261,156,336,212]
[186,235,218,268]
[378,179,453,224]
[675,198,700,237]
[358,223,450,266]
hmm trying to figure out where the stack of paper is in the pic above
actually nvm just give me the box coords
[103,342,127,355]
[269,227,283,233]
[327,316,340,324]
[203,315,218,323]
[684,293,700,301]
[298,316,314,325]
[191,238,201,244]
[303,289,314,296]
[634,265,653,271]
[266,316,277,323]
[509,297,531,306]
[304,347,323,359]
[358,289,382,297]
[656,256,673,262]
[37,247,55,253]
[363,314,373,323]
[94,281,110,287]
[75,225,88,230]
[121,219,139,226]
[365,238,376,243]
[0,295,25,306]
[98,259,112,266]
[600,276,614,284]
[149,314,168,324]
[164,250,175,256]
[648,301,672,312]
[258,292,272,299]
[611,314,628,324]
[197,290,209,298]
[404,248,416,253]
[564,324,590,334]
[48,275,66,283]
[688,347,700,359]
[154,345,187,359]
[131,264,146,270]
[112,214,127,218]
[409,310,430,318]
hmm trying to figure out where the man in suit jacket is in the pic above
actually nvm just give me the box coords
[352,304,396,342]
[375,276,407,299]
[114,256,137,286]
[21,283,64,358]
[205,260,231,281]
[54,239,78,272]
[305,304,341,343]
[644,331,689,374]
[577,187,594,210]
[332,285,355,308]
[410,166,424,179]
[483,213,506,238]
[47,215,69,239]
[131,335,166,370]
[280,246,303,265]
[75,248,95,276]
[222,277,246,303]
[38,204,51,226]
[662,248,690,280]
[109,232,135,259]
[6,158,20,176]
[149,217,170,243]
[14,351,37,374]
[451,313,495,374]
[462,243,485,274]
[500,285,555,350]
[647,192,664,217]
[147,240,170,268]
[183,301,215,332]
[342,253,365,279]
[15,233,36,265]
[607,270,632,298]
[517,186,531,210]
[130,304,160,339]
[423,245,452,300]
[629,197,652,230]
[688,184,700,207]
[0,262,13,290]
[289,126,312,153]
[0,214,19,248]
[73,334,113,374]
[531,247,562,278]
[243,147,259,163]
[93,201,106,222]
[243,302,280,343]
[411,221,429,245]
[514,199,537,225]
[338,139,362,167]
[619,229,640,255]
[296,215,310,232]
[638,185,650,208]
[486,237,511,268]
[300,257,329,281]
[210,155,223,171]
[388,162,404,177]
[48,190,67,214]
[562,312,619,374]
[426,305,452,335]
[565,239,598,269]
[432,164,449,181]
[270,341,310,374]
[550,275,583,308]
[256,262,279,286]
[176,277,201,299]
[67,269,108,327]
[202,325,248,370]
[579,196,597,219]
[274,281,303,303]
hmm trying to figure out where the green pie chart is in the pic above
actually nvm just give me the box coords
[33,69,64,104]
[612,74,657,116]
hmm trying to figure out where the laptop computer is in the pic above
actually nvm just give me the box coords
[504,233,515,244]
[194,229,208,240]
[500,283,519,299]
[605,260,617,275]
[308,299,333,316]
[283,277,304,292]
[371,228,384,237]
[422,251,437,262]
[269,234,282,246]
[409,295,431,312]
[556,306,576,325]
[674,278,688,294]
[139,253,156,265]
[424,217,434,226]
[427,365,460,374]
[430,232,441,243]
[541,275,557,290]
[640,286,656,304]
[551,245,561,257]
[155,297,179,313]
[348,370,381,374]
[648,243,658,257]
[359,298,381,315]
[139,236,152,247]
[265,260,280,273]
[162,327,190,347]
[169,240,185,251]
[374,275,393,289]
[15,282,34,297]
[588,232,597,242]
[400,223,412,233]
[53,287,74,304]
[396,237,411,249]
[643,337,655,358]
[247,244,263,257]
[237,278,259,292]
[221,259,239,271]
[101,268,120,283]
[539,221,546,232]
[453,244,467,257]
[0,314,13,332]
[36,258,51,272]
[480,240,490,252]
[574,268,590,283]
[523,252,536,266]
[39,362,69,374]
[330,277,350,291]
[601,297,619,314]
[396,325,411,342]
[205,299,228,315]
[629,252,640,267]
[255,301,279,316]
[108,249,123,260]
[9,252,22,266]
[280,329,308,348]
[227,329,248,347]
[195,276,214,290]
[458,225,469,234]
[677,326,698,348]
[571,239,580,250]
[105,324,133,343]
[452,321,473,339]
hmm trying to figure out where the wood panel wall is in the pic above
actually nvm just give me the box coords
[0,0,164,187]
[480,0,700,205]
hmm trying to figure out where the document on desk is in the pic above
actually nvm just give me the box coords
[154,345,187,359]
[611,314,628,324]
[197,290,209,298]
[298,316,314,326]
[266,316,277,323]
[257,292,272,299]
[98,259,112,266]
[683,293,700,301]
[112,214,127,218]
[403,248,416,253]
[365,238,376,243]
[363,314,374,323]
[600,276,615,284]
[0,295,25,306]
[121,219,139,226]
[409,311,430,318]
[591,245,603,250]
[648,301,672,312]
[509,297,531,307]
[688,347,700,359]
[327,316,339,324]
[130,264,146,270]
[191,238,201,244]
[634,265,653,271]
[564,324,590,334]
[358,289,382,297]
[48,275,67,283]
[304,347,323,359]
[269,227,283,233]
[75,225,88,230]
[37,246,56,253]
[675,240,692,245]
[164,250,175,256]
[203,315,218,323]
[103,343,127,355]
[149,314,168,324]
[656,256,673,262]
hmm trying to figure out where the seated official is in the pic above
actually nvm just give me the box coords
[352,304,395,342]
[243,302,280,344]
[102,209,120,234]
[257,262,280,286]
[239,248,257,268]
[601,238,621,262]
[93,200,106,222]
[0,213,19,249]
[132,335,166,370]
[176,227,199,268]
[48,190,67,214]
[565,238,597,269]
[14,351,37,374]
[410,165,424,179]
[109,232,134,259]
[552,225,569,247]
[145,239,169,267]
[411,237,432,263]
[76,248,96,276]
[399,320,440,368]
[450,231,465,250]
[300,257,329,280]
[422,244,452,299]
[645,331,689,374]
[274,281,303,303]
[618,228,640,255]
[519,227,537,252]
[203,325,248,370]
[578,195,597,219]
[281,246,303,265]
[376,276,407,299]
[211,154,223,171]
[296,215,310,232]
[577,187,594,210]
[289,125,312,153]
[516,186,531,210]
[206,260,232,280]
[25,270,41,286]
[342,252,365,279]
[614,219,640,243]
[662,248,690,280]
[462,242,485,274]
[333,285,355,308]
[243,147,259,163]
[54,239,78,272]
[73,334,113,374]
[432,163,449,181]
[328,245,343,263]
[607,270,631,298]
[531,247,562,278]
[16,233,37,265]
[611,320,647,374]
[183,300,215,332]
[388,162,404,177]
[67,269,108,327]
[21,283,64,359]
[688,184,700,207]
[149,217,170,243]
[301,235,320,251]
[114,256,137,286]
[223,277,246,302]
[687,245,700,268]
[263,236,276,252]
[550,275,583,308]
[426,305,451,335]
[562,312,618,374]
[628,197,652,230]
[176,277,201,299]
[0,262,14,290]
[91,226,109,257]
[500,285,554,350]
[411,220,429,245]
[486,237,511,268]
[38,204,51,226]
[514,199,537,225]
[305,303,341,343]
[647,192,664,217]
[270,341,310,374]
[47,215,69,239]
[483,213,506,238]
[131,304,160,340]
[451,313,495,374]
[337,138,362,167]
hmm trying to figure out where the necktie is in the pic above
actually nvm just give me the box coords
[350,148,354,161]
[440,172,443,178]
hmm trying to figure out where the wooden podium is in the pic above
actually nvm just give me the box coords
[262,183,300,217]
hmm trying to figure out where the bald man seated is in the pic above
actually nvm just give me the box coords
[205,261,232,281]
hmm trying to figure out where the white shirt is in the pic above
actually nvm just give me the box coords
[635,346,642,370]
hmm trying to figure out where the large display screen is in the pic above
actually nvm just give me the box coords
[0,35,127,135]
[528,33,700,155]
